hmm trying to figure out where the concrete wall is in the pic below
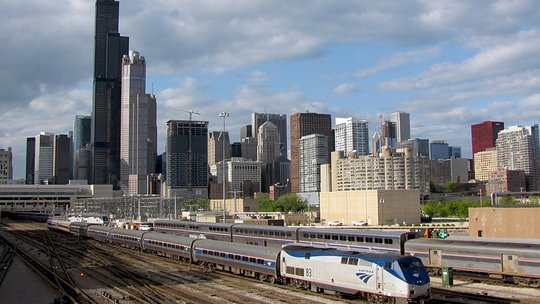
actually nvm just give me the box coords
[469,207,540,238]
[320,189,421,226]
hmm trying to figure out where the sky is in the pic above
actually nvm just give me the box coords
[2,0,540,179]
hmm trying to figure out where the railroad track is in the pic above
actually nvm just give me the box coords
[0,240,16,285]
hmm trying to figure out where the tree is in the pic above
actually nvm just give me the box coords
[257,193,307,212]
[275,193,308,213]
[446,181,458,192]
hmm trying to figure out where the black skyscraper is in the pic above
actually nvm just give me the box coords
[25,137,35,184]
[90,0,129,188]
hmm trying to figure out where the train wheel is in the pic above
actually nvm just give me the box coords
[259,274,267,282]
[269,276,276,284]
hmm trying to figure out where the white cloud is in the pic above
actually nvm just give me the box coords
[249,70,270,82]
[333,83,358,96]
[382,29,540,90]
[355,47,440,78]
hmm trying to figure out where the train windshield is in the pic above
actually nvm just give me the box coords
[395,257,430,286]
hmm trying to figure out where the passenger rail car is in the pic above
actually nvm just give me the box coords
[405,237,540,287]
[69,222,98,237]
[142,232,195,262]
[87,225,114,242]
[47,219,71,233]
[193,239,282,282]
[109,228,146,250]
[281,244,430,303]
[153,220,414,253]
[232,224,299,247]
[296,228,414,254]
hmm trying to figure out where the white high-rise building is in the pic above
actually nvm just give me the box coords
[390,111,411,143]
[35,132,54,185]
[299,134,329,192]
[120,50,157,195]
[496,125,540,191]
[335,117,369,156]
[257,121,281,163]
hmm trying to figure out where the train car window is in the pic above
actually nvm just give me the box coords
[310,234,316,239]
[375,238,383,244]
[384,239,393,244]
[348,236,355,242]
[242,256,248,261]
[249,257,255,263]
[366,237,373,243]
[317,234,323,239]
[228,254,234,259]
[286,266,294,274]
[339,236,346,241]
[384,262,392,268]
[235,255,241,260]
[295,268,305,276]
[348,258,358,265]
[332,235,338,240]
[302,233,308,238]
[221,253,226,257]
[341,257,348,264]
[258,259,264,264]
[324,235,331,240]
[305,253,311,259]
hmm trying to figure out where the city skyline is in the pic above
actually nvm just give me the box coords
[2,1,540,179]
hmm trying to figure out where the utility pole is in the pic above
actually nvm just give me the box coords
[228,190,243,218]
[186,109,200,192]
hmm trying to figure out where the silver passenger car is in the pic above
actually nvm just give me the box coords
[405,236,540,287]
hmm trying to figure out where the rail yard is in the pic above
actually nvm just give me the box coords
[1,219,539,304]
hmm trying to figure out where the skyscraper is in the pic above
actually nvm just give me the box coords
[496,125,540,191]
[53,134,72,184]
[257,121,281,163]
[290,112,332,193]
[90,0,129,188]
[471,121,505,157]
[120,50,157,195]
[73,115,91,179]
[0,148,13,181]
[208,131,230,165]
[430,140,450,160]
[334,117,369,156]
[25,137,35,184]
[166,120,209,198]
[252,113,287,157]
[35,132,54,185]
[390,111,411,143]
[299,134,329,193]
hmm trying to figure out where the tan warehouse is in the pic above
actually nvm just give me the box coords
[320,189,421,226]
[469,206,540,239]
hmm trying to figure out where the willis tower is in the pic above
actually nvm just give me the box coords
[90,0,129,188]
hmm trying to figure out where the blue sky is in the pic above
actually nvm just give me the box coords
[2,1,540,179]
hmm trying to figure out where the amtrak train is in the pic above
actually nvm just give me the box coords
[48,221,431,303]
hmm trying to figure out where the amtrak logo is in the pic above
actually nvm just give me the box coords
[355,271,374,284]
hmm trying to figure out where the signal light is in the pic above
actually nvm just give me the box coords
[80,272,85,277]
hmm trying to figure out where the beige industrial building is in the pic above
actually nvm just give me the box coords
[320,189,421,226]
[209,197,259,215]
[469,206,540,239]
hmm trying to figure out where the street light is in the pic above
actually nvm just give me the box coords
[220,111,229,223]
